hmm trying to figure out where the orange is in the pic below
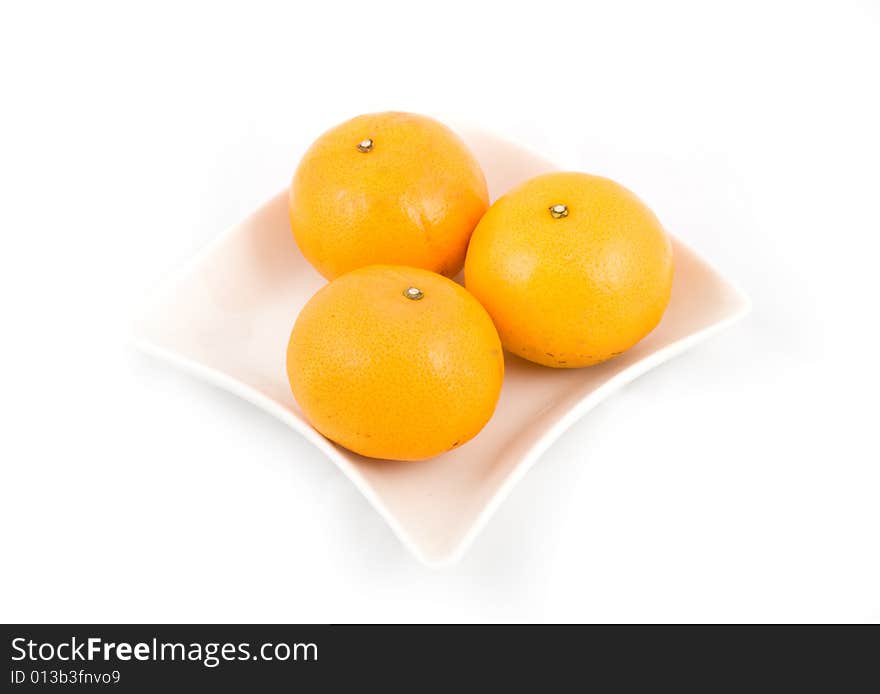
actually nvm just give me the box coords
[286,265,504,461]
[464,172,674,368]
[289,112,489,280]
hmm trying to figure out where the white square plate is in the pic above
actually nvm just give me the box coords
[134,127,750,566]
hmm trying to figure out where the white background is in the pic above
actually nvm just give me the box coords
[2,1,878,623]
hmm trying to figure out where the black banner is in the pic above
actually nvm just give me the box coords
[2,625,877,691]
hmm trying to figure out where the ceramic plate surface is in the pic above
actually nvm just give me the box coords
[134,127,750,566]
